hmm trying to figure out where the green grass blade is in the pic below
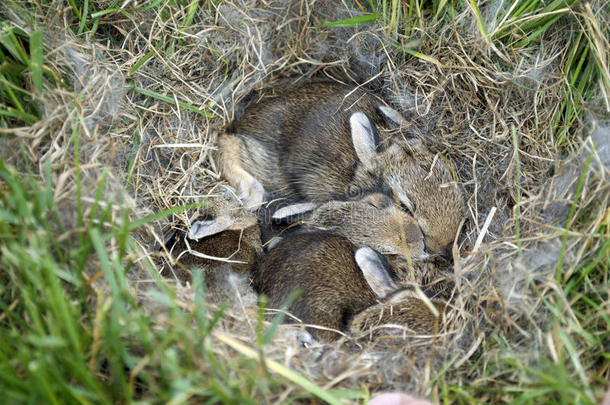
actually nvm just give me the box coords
[1,78,26,113]
[397,46,442,67]
[129,45,160,75]
[0,60,27,76]
[2,28,29,64]
[316,13,379,28]
[90,0,164,19]
[262,289,302,345]
[29,29,43,93]
[78,0,90,34]
[67,0,89,32]
[515,15,561,48]
[215,333,346,405]
[130,84,215,117]
[126,201,205,232]
[88,170,108,228]
[559,331,590,394]
[90,7,122,19]
[565,237,610,295]
[182,0,199,27]
[0,105,38,123]
[434,0,450,20]
[125,128,141,187]
[467,0,489,44]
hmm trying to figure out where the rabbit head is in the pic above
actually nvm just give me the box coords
[350,110,466,255]
[269,192,426,259]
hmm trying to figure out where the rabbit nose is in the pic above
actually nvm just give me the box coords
[441,245,454,261]
[404,222,423,243]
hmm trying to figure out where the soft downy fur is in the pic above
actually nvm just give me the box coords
[218,81,465,254]
[161,192,263,305]
[263,193,427,258]
[255,231,445,342]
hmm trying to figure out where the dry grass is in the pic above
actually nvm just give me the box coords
[1,0,608,403]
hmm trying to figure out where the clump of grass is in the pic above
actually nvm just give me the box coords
[0,24,48,126]
[0,154,362,403]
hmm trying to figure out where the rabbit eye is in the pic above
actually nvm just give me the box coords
[399,201,413,215]
[346,185,361,198]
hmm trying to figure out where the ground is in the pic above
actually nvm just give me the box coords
[0,1,609,403]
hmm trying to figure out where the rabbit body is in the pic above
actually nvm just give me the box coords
[349,297,446,339]
[255,232,383,341]
[224,82,385,202]
[255,231,442,342]
[218,81,465,253]
[162,202,449,342]
[166,225,449,342]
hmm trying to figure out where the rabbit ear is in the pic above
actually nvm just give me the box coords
[350,112,380,171]
[265,236,284,251]
[272,202,318,221]
[355,247,398,298]
[377,105,406,127]
[188,215,235,240]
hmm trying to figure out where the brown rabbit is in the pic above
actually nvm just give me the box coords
[218,81,465,254]
[255,231,443,342]
[264,192,426,258]
[164,219,261,276]
[349,295,446,340]
[162,193,262,283]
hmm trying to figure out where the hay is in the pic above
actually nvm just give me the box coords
[2,0,608,401]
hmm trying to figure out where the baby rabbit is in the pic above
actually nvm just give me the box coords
[263,192,426,258]
[255,231,443,342]
[162,192,262,279]
[218,81,465,254]
[349,295,446,340]
[160,193,263,306]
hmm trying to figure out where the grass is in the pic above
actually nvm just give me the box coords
[1,0,609,403]
[0,24,44,126]
[325,0,607,147]
[0,156,356,403]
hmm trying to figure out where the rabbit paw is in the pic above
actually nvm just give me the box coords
[238,179,265,210]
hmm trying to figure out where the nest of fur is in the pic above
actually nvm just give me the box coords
[2,0,608,401]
